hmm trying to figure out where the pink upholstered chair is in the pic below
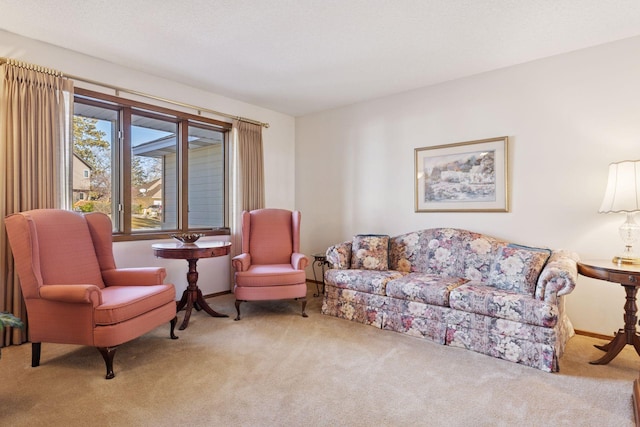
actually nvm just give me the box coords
[4,209,178,379]
[232,209,309,320]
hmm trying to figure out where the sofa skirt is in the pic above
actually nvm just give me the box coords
[445,311,559,372]
[322,284,574,372]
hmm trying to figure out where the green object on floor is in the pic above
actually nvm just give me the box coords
[0,312,23,360]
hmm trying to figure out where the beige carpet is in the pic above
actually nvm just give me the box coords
[0,284,638,427]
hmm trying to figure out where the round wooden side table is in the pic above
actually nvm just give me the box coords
[152,241,232,330]
[577,260,640,364]
[577,259,640,425]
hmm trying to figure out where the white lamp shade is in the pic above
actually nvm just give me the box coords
[599,160,640,213]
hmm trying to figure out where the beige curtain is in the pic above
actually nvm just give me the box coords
[230,120,265,261]
[235,120,265,211]
[0,59,73,348]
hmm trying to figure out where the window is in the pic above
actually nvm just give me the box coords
[72,88,231,239]
[187,123,226,228]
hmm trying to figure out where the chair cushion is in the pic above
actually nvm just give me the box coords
[95,285,175,325]
[351,234,390,271]
[488,244,551,295]
[235,264,306,287]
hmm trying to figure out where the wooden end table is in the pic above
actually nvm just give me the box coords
[152,241,232,330]
[577,260,640,364]
[577,260,640,426]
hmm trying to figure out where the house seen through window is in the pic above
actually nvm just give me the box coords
[72,89,231,239]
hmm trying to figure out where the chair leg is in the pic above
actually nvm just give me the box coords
[300,297,308,318]
[234,300,243,321]
[97,346,118,380]
[170,316,179,339]
[31,342,41,367]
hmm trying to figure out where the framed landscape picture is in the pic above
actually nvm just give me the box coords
[414,136,509,212]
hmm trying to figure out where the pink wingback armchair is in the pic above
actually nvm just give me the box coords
[232,209,309,320]
[4,209,178,379]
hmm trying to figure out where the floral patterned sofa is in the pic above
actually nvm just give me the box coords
[321,228,579,372]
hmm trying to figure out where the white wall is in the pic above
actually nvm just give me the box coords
[296,36,640,336]
[0,30,297,296]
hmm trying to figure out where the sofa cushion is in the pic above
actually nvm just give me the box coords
[325,269,404,295]
[351,234,390,271]
[449,283,559,327]
[488,244,551,295]
[386,273,468,306]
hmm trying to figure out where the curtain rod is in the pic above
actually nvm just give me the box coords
[0,57,63,76]
[0,57,270,128]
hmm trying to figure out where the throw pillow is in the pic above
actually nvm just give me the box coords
[351,234,390,271]
[488,244,551,295]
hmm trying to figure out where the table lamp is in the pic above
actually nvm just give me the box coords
[599,160,640,264]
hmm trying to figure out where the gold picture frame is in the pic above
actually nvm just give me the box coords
[414,136,509,212]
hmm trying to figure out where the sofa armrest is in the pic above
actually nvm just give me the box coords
[535,250,580,303]
[232,253,251,272]
[39,284,102,306]
[291,253,309,270]
[326,240,352,269]
[102,267,167,286]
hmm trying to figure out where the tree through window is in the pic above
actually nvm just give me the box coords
[72,89,231,239]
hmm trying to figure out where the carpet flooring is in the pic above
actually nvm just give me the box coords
[0,284,638,426]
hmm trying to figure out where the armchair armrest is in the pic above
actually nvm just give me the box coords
[326,241,352,269]
[102,267,167,286]
[291,253,309,270]
[232,253,251,272]
[535,250,580,303]
[39,284,102,306]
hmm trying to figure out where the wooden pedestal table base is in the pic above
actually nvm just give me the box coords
[152,241,232,330]
[590,284,640,364]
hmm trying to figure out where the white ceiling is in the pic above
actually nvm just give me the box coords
[2,0,640,117]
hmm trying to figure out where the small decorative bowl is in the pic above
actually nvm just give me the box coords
[170,233,204,244]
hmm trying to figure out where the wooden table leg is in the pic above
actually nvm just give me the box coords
[591,284,640,364]
[591,329,630,364]
[176,258,227,330]
[194,287,227,318]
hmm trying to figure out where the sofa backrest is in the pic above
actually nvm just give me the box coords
[389,228,508,282]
